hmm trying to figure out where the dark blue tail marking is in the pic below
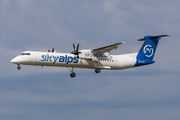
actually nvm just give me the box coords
[134,35,169,67]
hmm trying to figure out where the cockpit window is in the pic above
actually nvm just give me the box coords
[20,53,31,55]
[20,53,25,55]
[25,53,31,55]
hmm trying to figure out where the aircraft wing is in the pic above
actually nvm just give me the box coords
[91,42,125,54]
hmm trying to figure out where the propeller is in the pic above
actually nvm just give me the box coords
[71,43,81,58]
[48,47,55,52]
[52,47,54,52]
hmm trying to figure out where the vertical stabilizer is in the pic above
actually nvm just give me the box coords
[135,35,169,67]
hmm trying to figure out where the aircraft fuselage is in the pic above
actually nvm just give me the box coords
[11,35,169,77]
[11,51,139,70]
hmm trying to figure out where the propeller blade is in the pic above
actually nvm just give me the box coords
[73,43,75,50]
[76,43,80,51]
[52,47,54,52]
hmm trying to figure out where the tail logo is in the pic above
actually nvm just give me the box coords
[143,45,154,57]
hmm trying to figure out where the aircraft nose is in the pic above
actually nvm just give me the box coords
[11,57,20,64]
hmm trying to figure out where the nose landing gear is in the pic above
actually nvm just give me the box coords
[69,67,76,78]
[17,64,21,70]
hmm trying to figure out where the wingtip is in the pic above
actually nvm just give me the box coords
[163,34,169,36]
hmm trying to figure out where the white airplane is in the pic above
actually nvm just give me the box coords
[11,35,169,77]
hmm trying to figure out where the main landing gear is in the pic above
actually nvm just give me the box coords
[95,68,101,73]
[69,67,76,78]
[17,64,21,70]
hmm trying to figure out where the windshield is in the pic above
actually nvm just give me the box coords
[20,53,25,55]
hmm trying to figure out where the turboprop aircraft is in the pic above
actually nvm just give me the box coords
[11,35,169,78]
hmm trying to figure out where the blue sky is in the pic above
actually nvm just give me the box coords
[1,0,180,120]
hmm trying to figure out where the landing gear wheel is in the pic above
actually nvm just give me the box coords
[69,67,76,78]
[70,72,76,78]
[17,65,21,70]
[95,68,101,73]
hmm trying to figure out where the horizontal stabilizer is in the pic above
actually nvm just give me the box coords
[138,35,169,41]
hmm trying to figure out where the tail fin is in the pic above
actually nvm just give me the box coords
[135,35,169,67]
